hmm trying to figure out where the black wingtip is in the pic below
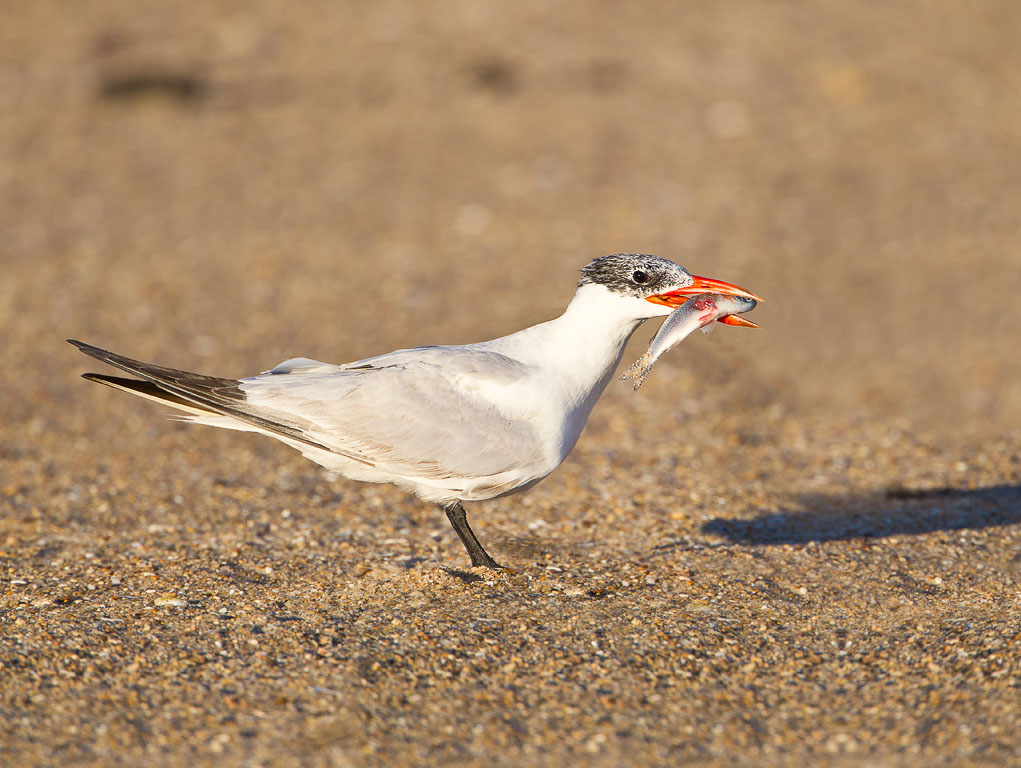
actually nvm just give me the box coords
[68,339,114,364]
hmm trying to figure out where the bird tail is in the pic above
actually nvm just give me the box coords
[68,339,329,451]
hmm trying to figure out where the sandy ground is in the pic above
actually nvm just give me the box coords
[3,1,1021,765]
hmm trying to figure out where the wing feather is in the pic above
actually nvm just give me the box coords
[69,340,331,451]
[70,341,548,489]
[240,346,545,479]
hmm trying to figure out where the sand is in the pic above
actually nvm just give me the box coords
[2,2,1020,765]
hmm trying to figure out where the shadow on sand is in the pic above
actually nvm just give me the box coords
[702,484,1021,545]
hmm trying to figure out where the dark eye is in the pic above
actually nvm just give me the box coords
[632,269,649,285]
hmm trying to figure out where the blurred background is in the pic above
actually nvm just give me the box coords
[3,0,1020,453]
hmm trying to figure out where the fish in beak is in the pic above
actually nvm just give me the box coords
[646,275,763,311]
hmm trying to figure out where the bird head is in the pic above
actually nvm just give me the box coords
[578,254,761,324]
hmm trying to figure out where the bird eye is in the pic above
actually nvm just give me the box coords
[632,270,649,284]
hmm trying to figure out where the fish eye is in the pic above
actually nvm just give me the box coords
[632,269,649,284]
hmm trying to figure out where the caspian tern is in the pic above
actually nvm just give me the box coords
[69,254,760,568]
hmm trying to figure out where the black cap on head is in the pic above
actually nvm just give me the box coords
[578,254,693,299]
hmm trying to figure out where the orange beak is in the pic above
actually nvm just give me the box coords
[718,314,760,328]
[646,275,763,309]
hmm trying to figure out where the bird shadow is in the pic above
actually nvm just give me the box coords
[701,484,1021,545]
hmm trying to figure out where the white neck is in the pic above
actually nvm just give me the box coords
[486,282,659,410]
[465,283,669,464]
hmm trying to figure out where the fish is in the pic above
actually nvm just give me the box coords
[620,293,759,390]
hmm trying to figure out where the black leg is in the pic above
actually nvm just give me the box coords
[443,500,500,568]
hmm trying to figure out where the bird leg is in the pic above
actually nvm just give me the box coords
[443,501,500,568]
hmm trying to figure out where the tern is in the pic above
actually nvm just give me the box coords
[70,254,760,568]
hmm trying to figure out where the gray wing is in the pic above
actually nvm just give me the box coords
[241,346,544,479]
[71,340,544,481]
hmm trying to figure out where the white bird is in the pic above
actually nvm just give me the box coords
[70,254,760,568]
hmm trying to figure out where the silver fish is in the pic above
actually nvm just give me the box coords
[620,294,758,390]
